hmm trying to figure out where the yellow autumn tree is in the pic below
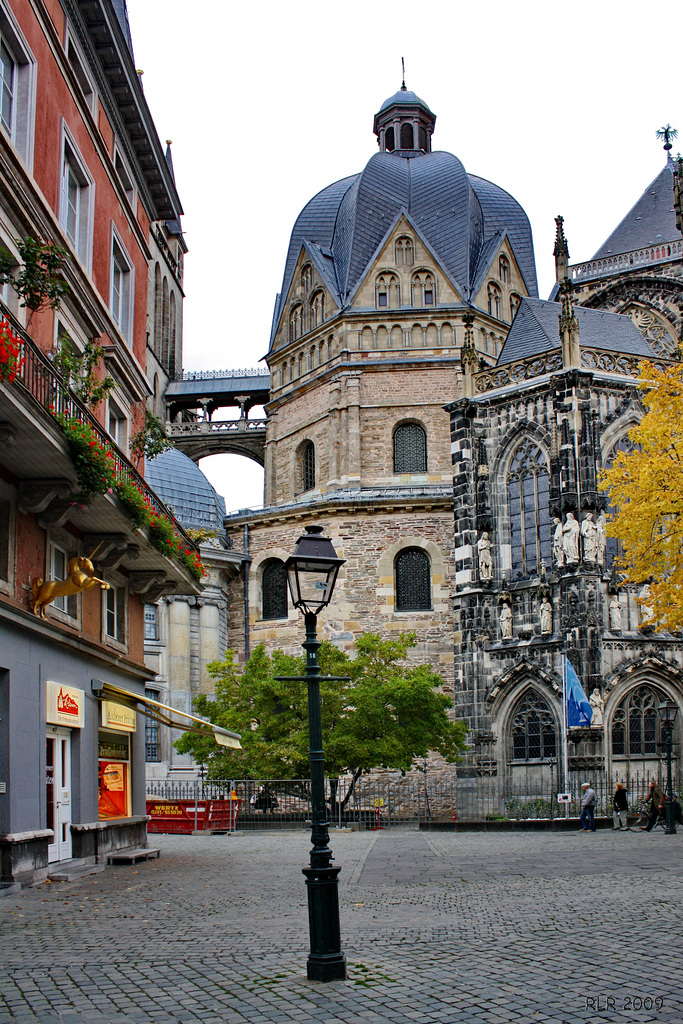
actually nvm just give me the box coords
[600,362,683,631]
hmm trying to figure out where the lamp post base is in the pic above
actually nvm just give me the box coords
[302,864,347,982]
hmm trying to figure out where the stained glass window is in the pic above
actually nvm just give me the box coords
[507,439,551,578]
[302,442,315,492]
[511,690,557,761]
[611,685,667,756]
[394,423,427,474]
[395,548,431,611]
[262,559,288,620]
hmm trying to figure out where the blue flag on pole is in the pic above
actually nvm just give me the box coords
[565,657,592,727]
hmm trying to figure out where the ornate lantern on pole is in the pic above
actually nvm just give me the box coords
[657,699,679,835]
[284,524,347,981]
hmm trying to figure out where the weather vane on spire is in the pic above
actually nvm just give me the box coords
[656,124,678,157]
[401,57,406,91]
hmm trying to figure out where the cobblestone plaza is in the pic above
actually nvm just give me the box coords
[0,829,681,1024]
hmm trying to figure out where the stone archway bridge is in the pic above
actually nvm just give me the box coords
[165,368,270,465]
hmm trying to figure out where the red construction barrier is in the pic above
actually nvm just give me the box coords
[146,797,240,833]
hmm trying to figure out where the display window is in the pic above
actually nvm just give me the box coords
[98,730,131,819]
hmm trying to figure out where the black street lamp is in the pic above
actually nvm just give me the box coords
[284,524,347,982]
[657,699,679,835]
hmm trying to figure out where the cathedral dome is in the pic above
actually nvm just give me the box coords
[145,449,226,533]
[269,90,537,350]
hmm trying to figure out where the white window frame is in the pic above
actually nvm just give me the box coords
[107,395,129,453]
[64,28,96,115]
[144,603,159,642]
[0,2,36,169]
[49,541,78,620]
[110,226,134,345]
[103,578,127,648]
[60,123,94,269]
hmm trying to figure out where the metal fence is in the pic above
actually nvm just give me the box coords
[145,769,682,830]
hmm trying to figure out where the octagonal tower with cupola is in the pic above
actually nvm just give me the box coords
[225,88,539,702]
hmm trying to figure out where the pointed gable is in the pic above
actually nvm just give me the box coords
[593,163,678,258]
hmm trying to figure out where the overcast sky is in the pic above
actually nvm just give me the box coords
[127,0,682,513]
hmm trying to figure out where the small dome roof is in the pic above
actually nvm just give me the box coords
[145,449,226,532]
[380,89,431,112]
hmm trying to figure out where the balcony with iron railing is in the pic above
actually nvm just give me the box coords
[0,302,202,594]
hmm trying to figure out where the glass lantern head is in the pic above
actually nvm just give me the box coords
[658,699,679,726]
[284,524,345,616]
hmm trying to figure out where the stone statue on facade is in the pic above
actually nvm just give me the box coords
[477,532,493,581]
[500,602,513,640]
[609,594,622,632]
[596,511,607,567]
[581,513,598,563]
[639,584,654,627]
[562,512,580,564]
[540,597,553,634]
[553,517,564,567]
[589,687,605,728]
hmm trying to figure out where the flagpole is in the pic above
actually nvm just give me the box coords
[562,654,569,818]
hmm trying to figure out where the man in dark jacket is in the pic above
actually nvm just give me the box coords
[612,782,629,830]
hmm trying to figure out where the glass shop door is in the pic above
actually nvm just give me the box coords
[46,730,72,863]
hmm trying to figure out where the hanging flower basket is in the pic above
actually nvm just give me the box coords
[0,317,24,383]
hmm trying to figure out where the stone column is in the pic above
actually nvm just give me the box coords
[346,375,361,487]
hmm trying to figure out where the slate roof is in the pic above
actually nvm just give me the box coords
[497,297,657,366]
[380,89,432,112]
[145,449,226,532]
[592,161,678,259]
[270,141,538,351]
[111,0,134,57]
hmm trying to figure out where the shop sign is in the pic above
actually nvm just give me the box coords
[101,701,137,732]
[46,680,84,728]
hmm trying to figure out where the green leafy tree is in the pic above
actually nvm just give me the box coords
[0,236,69,323]
[600,361,683,630]
[52,337,115,409]
[175,632,468,807]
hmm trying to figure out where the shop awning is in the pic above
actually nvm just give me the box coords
[95,682,242,749]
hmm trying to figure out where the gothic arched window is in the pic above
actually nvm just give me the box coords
[487,282,502,319]
[395,236,414,266]
[262,559,288,621]
[411,271,435,307]
[507,439,551,578]
[511,690,557,761]
[394,423,427,474]
[310,291,324,329]
[510,293,522,321]
[289,304,304,343]
[301,264,312,293]
[376,273,399,310]
[499,255,510,283]
[301,441,315,492]
[611,685,669,757]
[395,548,431,611]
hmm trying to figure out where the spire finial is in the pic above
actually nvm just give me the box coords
[656,124,678,161]
[554,215,570,284]
[401,57,406,91]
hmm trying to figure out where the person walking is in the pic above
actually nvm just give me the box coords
[639,780,665,831]
[612,782,629,830]
[580,781,597,831]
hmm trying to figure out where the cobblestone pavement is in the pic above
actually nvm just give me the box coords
[1,828,682,1024]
